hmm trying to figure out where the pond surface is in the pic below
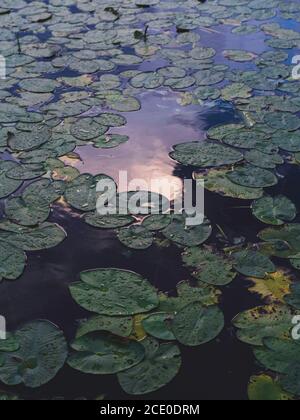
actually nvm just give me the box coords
[1,0,300,401]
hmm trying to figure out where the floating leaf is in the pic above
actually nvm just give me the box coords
[198,169,264,200]
[162,215,212,247]
[233,305,297,346]
[69,269,159,316]
[227,165,278,188]
[142,313,175,341]
[68,332,145,375]
[170,142,243,168]
[258,224,300,258]
[182,247,236,286]
[0,161,23,199]
[249,270,293,304]
[233,250,275,278]
[118,226,154,250]
[0,241,26,281]
[252,196,296,226]
[172,302,224,346]
[118,338,181,395]
[85,213,134,229]
[248,375,292,401]
[76,316,133,339]
[0,321,67,388]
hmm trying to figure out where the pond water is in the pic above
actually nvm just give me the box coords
[1,0,300,401]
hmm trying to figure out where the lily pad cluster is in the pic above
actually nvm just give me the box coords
[1,0,300,401]
[67,268,224,395]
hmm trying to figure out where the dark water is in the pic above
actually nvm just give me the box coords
[1,2,300,401]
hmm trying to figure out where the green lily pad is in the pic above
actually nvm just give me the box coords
[70,118,108,141]
[252,196,296,226]
[222,130,267,149]
[285,283,300,309]
[93,134,129,149]
[198,169,264,200]
[130,72,164,89]
[0,333,20,352]
[5,195,50,226]
[142,215,172,231]
[0,241,26,281]
[0,222,66,251]
[162,215,212,247]
[19,78,60,93]
[233,305,297,346]
[6,164,46,180]
[248,375,292,401]
[233,250,275,278]
[118,338,181,395]
[0,321,67,388]
[227,165,278,188]
[84,213,135,229]
[272,131,300,152]
[68,332,145,375]
[0,161,23,199]
[264,113,300,131]
[170,142,243,168]
[223,50,256,62]
[76,315,133,339]
[22,179,64,204]
[171,302,224,346]
[254,338,300,374]
[182,247,236,286]
[69,269,159,316]
[95,113,127,127]
[118,225,154,250]
[142,313,176,341]
[258,224,300,258]
[244,150,283,170]
[8,126,51,152]
[65,173,115,212]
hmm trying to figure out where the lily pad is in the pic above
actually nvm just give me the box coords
[76,316,133,339]
[233,305,297,346]
[68,332,145,375]
[0,321,67,388]
[227,165,278,188]
[0,241,26,281]
[69,269,159,316]
[118,338,181,395]
[233,250,275,278]
[198,169,264,200]
[171,302,224,346]
[118,226,154,250]
[244,150,283,170]
[0,161,23,199]
[183,247,236,286]
[142,313,176,341]
[248,375,292,401]
[170,142,243,168]
[162,215,212,247]
[0,222,66,251]
[5,195,50,226]
[252,196,296,225]
[93,134,129,149]
[258,224,300,258]
[65,173,114,212]
[84,213,134,229]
